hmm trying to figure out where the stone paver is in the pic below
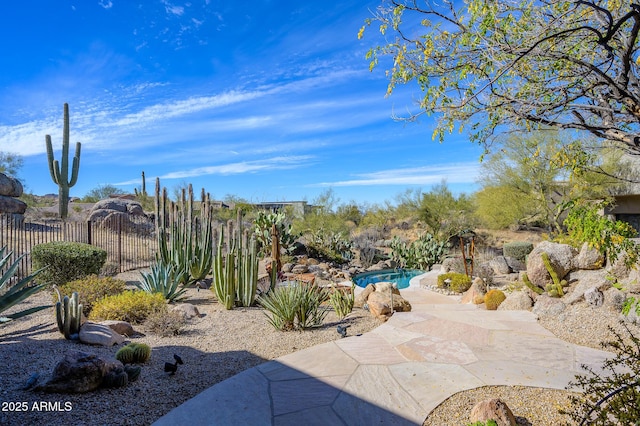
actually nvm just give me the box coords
[154,272,613,425]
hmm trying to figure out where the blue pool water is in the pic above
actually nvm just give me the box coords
[353,269,424,290]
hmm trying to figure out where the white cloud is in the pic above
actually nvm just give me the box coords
[312,163,481,187]
[162,0,184,16]
[98,0,113,9]
[113,156,314,184]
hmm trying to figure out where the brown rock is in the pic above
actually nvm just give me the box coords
[461,278,486,304]
[37,350,123,393]
[99,320,135,336]
[526,241,576,289]
[367,299,392,321]
[354,284,375,308]
[171,303,201,320]
[469,398,516,426]
[574,242,605,270]
[368,287,412,312]
[497,290,533,311]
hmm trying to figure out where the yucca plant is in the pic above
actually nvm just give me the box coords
[0,247,49,323]
[136,261,188,303]
[328,284,354,320]
[257,282,329,330]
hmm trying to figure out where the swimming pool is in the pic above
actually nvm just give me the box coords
[352,269,424,290]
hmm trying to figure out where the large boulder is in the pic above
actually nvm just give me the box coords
[360,282,412,321]
[0,173,23,197]
[532,294,566,318]
[461,277,487,304]
[489,256,511,275]
[574,242,605,270]
[0,195,27,214]
[87,198,152,232]
[526,241,577,289]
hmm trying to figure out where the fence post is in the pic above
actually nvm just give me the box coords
[117,216,123,273]
[87,220,92,245]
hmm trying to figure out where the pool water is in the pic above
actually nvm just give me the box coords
[353,269,424,290]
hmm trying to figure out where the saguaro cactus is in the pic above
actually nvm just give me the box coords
[46,103,81,219]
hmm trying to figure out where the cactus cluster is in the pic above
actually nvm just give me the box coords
[55,290,82,340]
[212,211,259,309]
[102,365,141,388]
[115,343,151,364]
[541,252,566,297]
[155,179,214,286]
[45,103,81,220]
[484,289,506,310]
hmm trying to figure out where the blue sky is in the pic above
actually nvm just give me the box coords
[0,0,483,206]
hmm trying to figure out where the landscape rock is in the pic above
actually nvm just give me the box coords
[489,256,511,275]
[99,320,135,337]
[619,268,640,293]
[604,287,626,311]
[0,195,27,214]
[607,251,633,280]
[461,278,487,304]
[498,291,533,311]
[584,287,604,307]
[79,322,125,346]
[564,269,609,304]
[526,241,577,289]
[171,303,201,320]
[469,398,516,426]
[0,173,23,197]
[36,350,123,393]
[87,199,152,232]
[367,299,392,321]
[354,284,375,308]
[369,284,412,313]
[291,264,309,274]
[574,243,605,270]
[532,294,566,318]
[504,256,526,272]
[441,257,465,274]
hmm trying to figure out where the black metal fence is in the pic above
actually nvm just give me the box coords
[0,214,157,281]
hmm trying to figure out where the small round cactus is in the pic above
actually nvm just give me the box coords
[116,343,151,364]
[484,289,506,310]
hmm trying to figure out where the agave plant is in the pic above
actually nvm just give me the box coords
[136,261,188,303]
[0,247,49,323]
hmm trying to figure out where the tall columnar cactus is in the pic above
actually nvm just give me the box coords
[211,211,259,309]
[55,290,82,340]
[46,103,81,220]
[134,171,147,197]
[154,179,214,285]
[542,252,566,297]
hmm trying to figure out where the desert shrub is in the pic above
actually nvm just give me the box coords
[32,241,107,286]
[56,275,126,316]
[257,283,329,330]
[484,289,506,310]
[391,233,447,270]
[503,241,534,262]
[562,322,640,424]
[306,228,353,263]
[89,291,166,324]
[328,286,354,320]
[145,308,187,337]
[437,272,472,293]
[252,210,298,256]
[561,200,640,266]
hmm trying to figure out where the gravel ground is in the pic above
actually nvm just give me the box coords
[0,272,380,426]
[2,271,636,426]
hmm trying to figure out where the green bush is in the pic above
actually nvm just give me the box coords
[329,286,354,320]
[56,275,126,316]
[89,291,166,324]
[485,289,506,310]
[503,241,534,262]
[32,241,107,286]
[437,272,472,293]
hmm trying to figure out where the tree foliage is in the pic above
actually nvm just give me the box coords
[82,184,125,203]
[360,1,640,153]
[418,181,476,239]
[0,152,23,177]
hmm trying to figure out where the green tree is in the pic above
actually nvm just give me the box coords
[419,181,476,239]
[477,131,639,230]
[0,152,23,177]
[360,1,640,152]
[82,184,126,203]
[473,185,538,229]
